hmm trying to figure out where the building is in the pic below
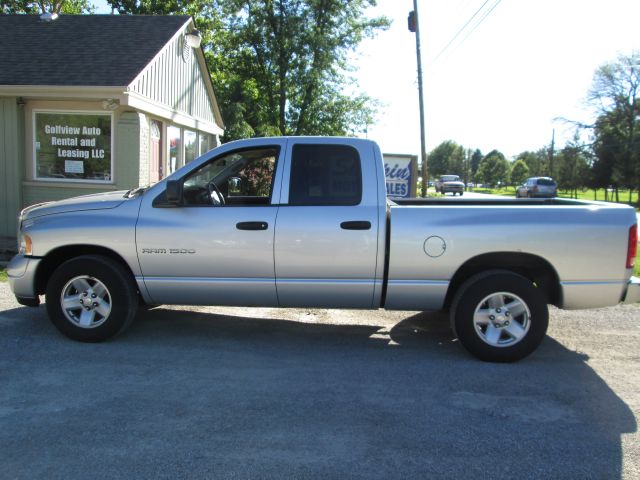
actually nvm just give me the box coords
[0,14,224,239]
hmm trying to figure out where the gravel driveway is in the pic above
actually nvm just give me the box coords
[1,282,639,479]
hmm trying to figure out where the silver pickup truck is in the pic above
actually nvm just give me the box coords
[8,137,640,362]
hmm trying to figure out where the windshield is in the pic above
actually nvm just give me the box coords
[441,175,460,182]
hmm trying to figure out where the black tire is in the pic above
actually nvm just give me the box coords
[459,191,463,196]
[45,255,138,342]
[450,270,548,362]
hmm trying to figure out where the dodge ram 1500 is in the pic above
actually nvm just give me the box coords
[8,137,640,361]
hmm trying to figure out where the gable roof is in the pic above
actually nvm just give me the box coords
[0,14,191,86]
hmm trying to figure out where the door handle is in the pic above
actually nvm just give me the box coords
[340,221,371,230]
[236,221,269,231]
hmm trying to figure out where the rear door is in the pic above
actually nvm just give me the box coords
[274,140,381,308]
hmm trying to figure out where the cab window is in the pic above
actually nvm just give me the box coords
[288,144,362,206]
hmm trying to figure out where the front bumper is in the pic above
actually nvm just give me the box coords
[623,276,640,304]
[7,254,41,303]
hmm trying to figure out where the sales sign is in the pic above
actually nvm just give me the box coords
[384,154,416,198]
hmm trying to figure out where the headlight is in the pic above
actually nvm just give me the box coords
[18,233,33,256]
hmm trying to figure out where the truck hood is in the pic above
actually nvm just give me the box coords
[443,181,464,186]
[21,190,129,221]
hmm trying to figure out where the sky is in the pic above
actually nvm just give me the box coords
[352,0,640,158]
[92,0,640,159]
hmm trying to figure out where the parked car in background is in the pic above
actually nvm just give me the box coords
[435,175,465,195]
[516,177,558,198]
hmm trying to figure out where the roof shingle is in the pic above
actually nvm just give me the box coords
[0,14,191,86]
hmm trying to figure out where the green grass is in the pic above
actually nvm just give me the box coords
[0,268,7,282]
[556,188,639,204]
[471,187,513,197]
[470,186,639,207]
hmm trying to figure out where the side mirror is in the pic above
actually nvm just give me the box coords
[166,179,183,205]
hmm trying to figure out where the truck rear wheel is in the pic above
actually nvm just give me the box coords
[450,270,548,362]
[45,255,138,342]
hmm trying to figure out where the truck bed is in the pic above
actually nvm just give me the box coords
[384,197,636,312]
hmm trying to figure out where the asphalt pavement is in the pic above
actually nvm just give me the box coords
[1,283,639,479]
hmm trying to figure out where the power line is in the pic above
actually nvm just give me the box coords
[429,0,492,66]
[429,0,503,67]
[450,0,503,55]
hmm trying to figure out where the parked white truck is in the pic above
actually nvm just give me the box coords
[8,137,640,362]
[435,174,465,195]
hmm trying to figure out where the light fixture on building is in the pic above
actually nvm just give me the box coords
[185,30,202,49]
[102,99,119,111]
[17,97,25,107]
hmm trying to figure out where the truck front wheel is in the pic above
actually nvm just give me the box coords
[450,270,548,362]
[45,255,138,342]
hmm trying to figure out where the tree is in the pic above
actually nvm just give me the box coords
[470,149,482,181]
[588,51,640,204]
[555,135,590,198]
[109,0,389,141]
[477,150,510,187]
[428,140,465,177]
[510,159,529,188]
[516,150,548,177]
[591,110,625,201]
[2,0,92,13]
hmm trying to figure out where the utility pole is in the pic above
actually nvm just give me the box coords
[408,1,428,197]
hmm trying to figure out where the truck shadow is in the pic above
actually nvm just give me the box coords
[0,304,636,479]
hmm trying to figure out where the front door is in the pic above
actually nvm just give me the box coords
[136,142,286,306]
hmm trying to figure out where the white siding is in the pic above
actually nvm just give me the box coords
[130,34,217,126]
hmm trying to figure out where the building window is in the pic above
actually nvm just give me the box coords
[184,129,197,164]
[167,125,181,174]
[199,132,214,156]
[33,110,113,183]
[165,126,217,175]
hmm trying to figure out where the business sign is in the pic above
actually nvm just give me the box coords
[34,111,112,182]
[384,154,416,198]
